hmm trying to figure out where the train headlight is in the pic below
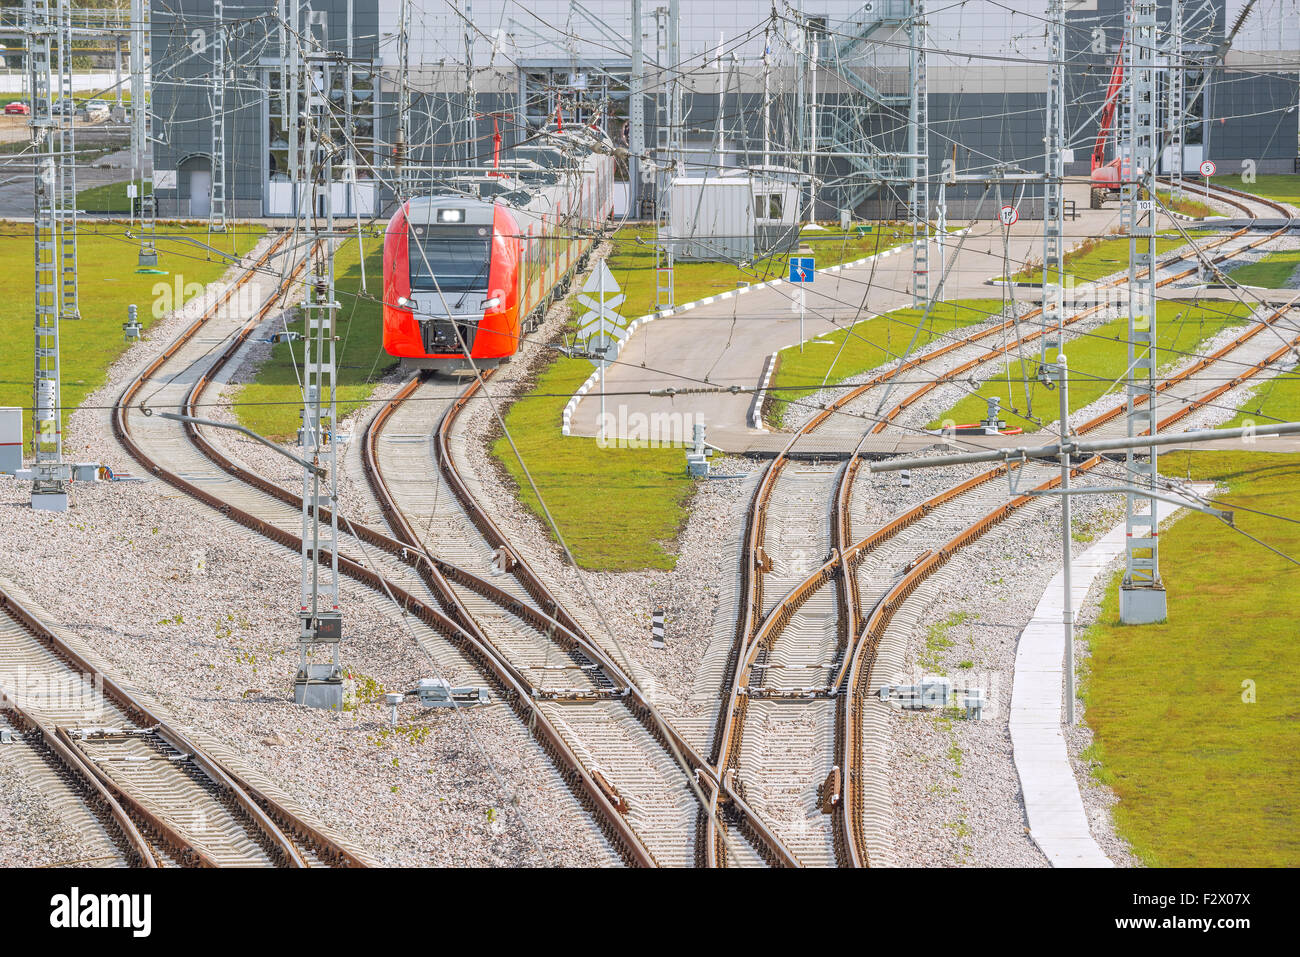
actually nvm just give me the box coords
[436,208,465,223]
[397,296,416,311]
[483,296,502,310]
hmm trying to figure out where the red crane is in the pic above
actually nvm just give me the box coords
[1089,40,1129,209]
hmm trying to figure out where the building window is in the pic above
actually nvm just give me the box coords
[267,63,376,183]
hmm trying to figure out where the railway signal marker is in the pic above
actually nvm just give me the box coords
[575,260,626,362]
[1198,160,1216,177]
[998,204,1019,226]
[651,607,666,648]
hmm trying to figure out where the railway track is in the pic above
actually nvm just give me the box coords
[0,579,357,867]
[108,224,791,866]
[91,181,1289,867]
[362,371,797,866]
[704,180,1296,866]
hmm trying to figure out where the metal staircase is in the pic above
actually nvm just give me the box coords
[815,1,911,211]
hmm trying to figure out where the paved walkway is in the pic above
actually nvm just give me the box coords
[568,183,1128,448]
[1009,486,1212,867]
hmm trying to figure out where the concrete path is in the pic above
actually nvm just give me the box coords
[567,184,1146,448]
[1009,486,1212,867]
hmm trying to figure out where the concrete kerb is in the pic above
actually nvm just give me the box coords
[559,228,972,436]
[749,352,779,431]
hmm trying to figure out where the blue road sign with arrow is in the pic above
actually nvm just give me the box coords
[789,258,815,283]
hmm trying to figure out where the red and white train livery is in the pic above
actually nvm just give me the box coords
[383,136,614,370]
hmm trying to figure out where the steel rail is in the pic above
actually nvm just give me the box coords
[706,179,1293,866]
[0,583,300,867]
[0,608,157,867]
[132,232,728,867]
[144,240,660,866]
[109,232,365,867]
[362,374,659,866]
[431,375,800,867]
[163,233,794,865]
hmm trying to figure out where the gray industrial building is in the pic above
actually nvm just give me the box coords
[149,0,1300,219]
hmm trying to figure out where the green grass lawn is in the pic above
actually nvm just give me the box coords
[77,180,152,215]
[1218,358,1300,433]
[232,237,393,440]
[1210,173,1300,208]
[765,298,1007,427]
[1013,233,1192,284]
[491,355,692,571]
[1159,190,1213,219]
[0,221,265,439]
[1226,247,1300,287]
[488,225,930,571]
[929,300,1254,431]
[1081,450,1300,866]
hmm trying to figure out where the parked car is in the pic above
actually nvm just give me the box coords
[4,102,29,115]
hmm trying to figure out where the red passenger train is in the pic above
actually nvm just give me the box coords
[383,134,615,371]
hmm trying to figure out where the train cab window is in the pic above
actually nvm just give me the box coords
[409,223,491,293]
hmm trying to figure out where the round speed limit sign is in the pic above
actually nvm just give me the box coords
[998,205,1019,227]
[1199,160,1217,177]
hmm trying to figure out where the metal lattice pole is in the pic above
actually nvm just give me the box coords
[1120,0,1166,624]
[909,0,929,308]
[462,1,475,171]
[56,0,78,323]
[653,0,678,311]
[294,9,344,708]
[28,0,67,510]
[629,0,644,211]
[395,0,411,198]
[130,0,156,266]
[1167,0,1184,199]
[1117,15,1133,238]
[208,0,227,235]
[1041,0,1065,373]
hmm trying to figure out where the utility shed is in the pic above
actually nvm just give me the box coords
[668,176,756,262]
[668,169,801,263]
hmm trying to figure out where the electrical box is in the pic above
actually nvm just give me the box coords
[300,611,342,643]
[0,407,21,475]
[920,676,953,709]
[72,463,100,482]
[415,677,489,708]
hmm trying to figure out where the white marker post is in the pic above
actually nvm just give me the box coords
[1199,159,1216,196]
[575,261,626,446]
[1197,161,1216,280]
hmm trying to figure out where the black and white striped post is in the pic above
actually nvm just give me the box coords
[651,608,666,649]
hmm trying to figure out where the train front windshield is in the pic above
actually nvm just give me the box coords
[408,224,491,295]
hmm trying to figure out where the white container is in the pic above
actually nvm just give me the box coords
[0,407,22,475]
[669,176,755,263]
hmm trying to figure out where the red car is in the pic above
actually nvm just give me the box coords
[4,102,29,115]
